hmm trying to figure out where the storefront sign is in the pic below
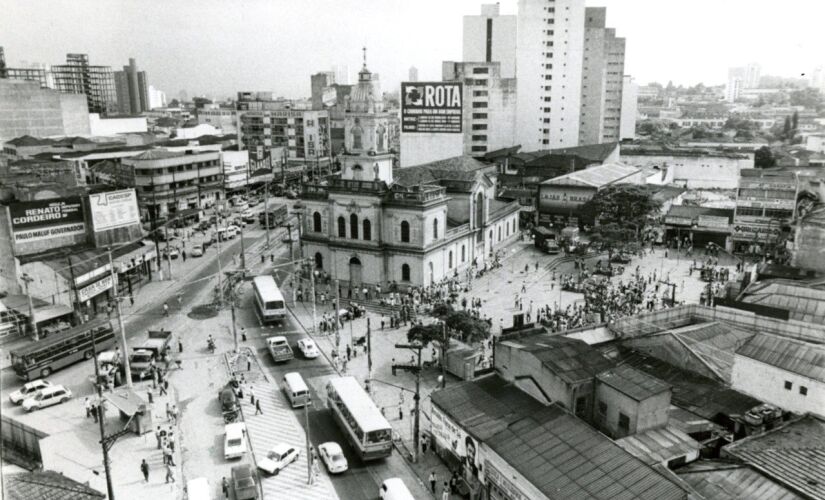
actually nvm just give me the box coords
[77,275,115,302]
[736,199,794,210]
[9,198,86,244]
[732,222,781,240]
[664,216,693,226]
[739,180,796,191]
[401,82,462,133]
[697,215,730,229]
[88,189,141,231]
[484,462,530,500]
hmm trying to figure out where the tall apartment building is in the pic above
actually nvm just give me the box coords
[0,47,50,88]
[463,4,516,79]
[114,58,149,114]
[311,71,336,110]
[578,7,625,145]
[442,61,516,157]
[620,75,638,140]
[236,93,331,167]
[52,53,117,114]
[516,0,586,150]
[332,65,350,85]
[121,149,223,220]
[408,66,419,82]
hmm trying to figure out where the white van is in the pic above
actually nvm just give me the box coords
[185,477,210,500]
[379,478,415,500]
[282,372,310,408]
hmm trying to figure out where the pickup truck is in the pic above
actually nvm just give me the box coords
[266,336,294,363]
[129,349,156,380]
[141,329,173,359]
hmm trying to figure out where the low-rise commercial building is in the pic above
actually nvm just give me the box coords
[663,205,734,250]
[536,162,643,228]
[732,169,797,254]
[121,149,222,220]
[620,146,752,190]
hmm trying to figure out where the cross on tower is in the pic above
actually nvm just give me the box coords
[362,46,367,69]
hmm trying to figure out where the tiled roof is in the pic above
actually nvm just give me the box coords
[676,460,805,500]
[736,333,825,384]
[541,162,640,188]
[739,280,825,325]
[393,155,490,187]
[614,348,760,422]
[723,415,825,500]
[5,135,55,147]
[616,426,700,466]
[5,471,105,500]
[128,149,184,161]
[486,405,688,500]
[596,364,670,401]
[430,374,547,440]
[550,141,620,162]
[504,335,615,384]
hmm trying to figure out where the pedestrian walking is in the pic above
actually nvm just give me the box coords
[442,482,450,500]
[429,471,437,493]
[130,295,135,307]
[159,380,167,396]
[140,459,149,483]
[163,302,169,317]
[422,434,429,454]
[178,340,183,353]
[246,353,252,371]
[155,426,163,449]
[250,387,255,406]
[85,397,92,418]
[165,463,175,483]
[222,477,229,499]
[241,327,247,342]
[91,403,99,423]
[255,399,263,415]
[346,344,352,361]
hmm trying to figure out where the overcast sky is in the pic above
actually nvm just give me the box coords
[3,0,823,100]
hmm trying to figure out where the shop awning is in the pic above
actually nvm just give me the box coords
[112,241,157,273]
[105,389,147,416]
[33,304,74,323]
[1,294,50,315]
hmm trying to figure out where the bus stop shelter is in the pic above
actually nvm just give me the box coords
[104,389,153,436]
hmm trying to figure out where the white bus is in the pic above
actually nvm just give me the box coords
[326,376,392,460]
[253,275,286,324]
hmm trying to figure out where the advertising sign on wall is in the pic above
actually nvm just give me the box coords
[88,189,140,231]
[9,198,86,245]
[77,274,115,303]
[431,405,480,479]
[401,82,463,133]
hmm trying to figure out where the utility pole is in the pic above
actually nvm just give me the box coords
[441,321,448,388]
[240,224,246,272]
[90,330,115,500]
[366,317,372,382]
[67,256,83,324]
[393,343,423,462]
[310,264,317,334]
[107,248,132,387]
[285,223,294,262]
[164,224,172,280]
[264,179,271,249]
[305,396,313,485]
[216,225,224,308]
[20,274,38,341]
[334,279,341,349]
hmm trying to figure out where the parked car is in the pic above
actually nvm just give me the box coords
[224,422,248,460]
[10,379,53,404]
[163,246,180,259]
[296,338,319,359]
[190,244,204,257]
[241,209,256,224]
[318,442,348,474]
[248,198,260,207]
[22,384,72,412]
[285,189,298,199]
[257,444,299,475]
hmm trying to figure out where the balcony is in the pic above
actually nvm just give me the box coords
[386,184,446,206]
[301,184,329,200]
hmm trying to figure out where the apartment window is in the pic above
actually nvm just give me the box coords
[784,381,793,390]
[313,211,322,232]
[472,67,489,74]
[400,220,410,243]
[448,250,453,268]
[461,245,466,262]
[471,146,487,152]
[472,124,488,130]
[337,216,346,237]
[597,400,607,416]
[362,219,371,241]
[618,413,630,432]
[350,214,359,239]
[473,90,488,97]
[401,263,411,281]
[472,102,488,108]
[472,113,488,119]
[433,218,439,239]
[472,135,488,141]
[800,386,808,396]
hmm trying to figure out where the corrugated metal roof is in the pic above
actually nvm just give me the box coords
[5,471,105,500]
[723,415,825,500]
[486,406,688,500]
[736,333,825,384]
[613,348,760,422]
[676,460,804,500]
[541,162,640,188]
[511,335,615,384]
[616,426,700,466]
[670,321,755,384]
[597,364,670,401]
[740,280,825,325]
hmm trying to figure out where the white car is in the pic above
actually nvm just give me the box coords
[22,385,72,412]
[224,422,247,460]
[297,339,320,359]
[164,246,180,259]
[318,442,348,474]
[10,379,52,404]
[258,443,299,475]
[190,244,204,257]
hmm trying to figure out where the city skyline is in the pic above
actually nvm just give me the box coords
[3,0,823,99]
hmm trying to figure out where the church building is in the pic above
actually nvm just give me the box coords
[300,54,520,288]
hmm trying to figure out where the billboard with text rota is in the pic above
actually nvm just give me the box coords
[88,189,140,232]
[401,82,462,133]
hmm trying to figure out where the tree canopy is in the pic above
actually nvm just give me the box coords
[754,146,777,168]
[581,184,662,228]
[407,303,490,349]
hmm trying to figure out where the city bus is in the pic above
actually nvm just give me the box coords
[253,275,286,324]
[10,318,116,381]
[326,376,393,461]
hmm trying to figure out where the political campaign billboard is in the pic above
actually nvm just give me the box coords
[9,198,86,246]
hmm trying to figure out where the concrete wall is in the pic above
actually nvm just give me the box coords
[400,133,464,168]
[620,153,750,190]
[89,114,148,135]
[792,217,825,273]
[59,93,92,136]
[495,343,574,408]
[731,355,824,417]
[0,79,89,143]
[462,6,517,78]
[620,76,638,140]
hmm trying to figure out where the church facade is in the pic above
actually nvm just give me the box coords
[299,58,520,289]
